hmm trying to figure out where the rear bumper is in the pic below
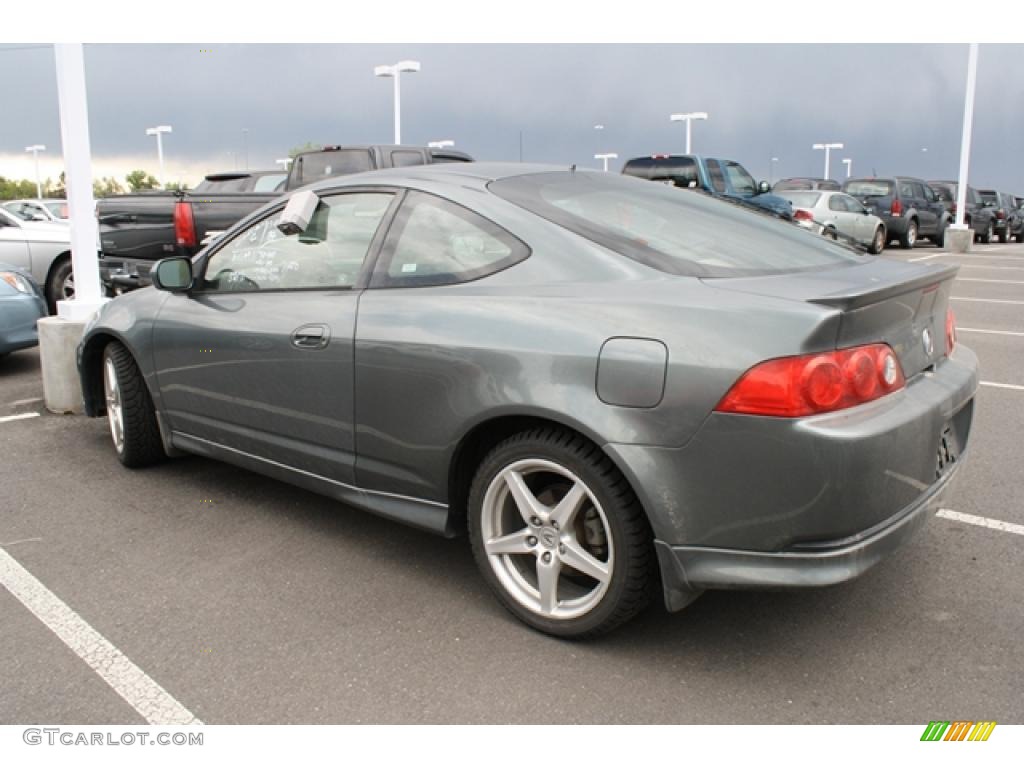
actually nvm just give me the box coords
[653,450,963,609]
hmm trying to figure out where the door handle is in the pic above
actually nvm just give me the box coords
[291,324,330,350]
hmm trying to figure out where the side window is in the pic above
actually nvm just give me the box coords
[922,185,936,203]
[705,160,727,194]
[201,192,393,292]
[390,150,426,168]
[827,195,846,212]
[372,191,528,288]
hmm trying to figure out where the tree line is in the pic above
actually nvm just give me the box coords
[0,170,189,200]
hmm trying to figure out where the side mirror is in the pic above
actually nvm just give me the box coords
[757,181,771,194]
[151,257,193,293]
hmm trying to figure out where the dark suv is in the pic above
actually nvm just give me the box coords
[842,176,950,249]
[928,181,998,243]
[977,190,1016,243]
[772,178,841,192]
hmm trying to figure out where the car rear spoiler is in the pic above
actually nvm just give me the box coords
[808,263,959,311]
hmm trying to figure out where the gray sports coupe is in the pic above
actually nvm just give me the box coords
[77,163,978,637]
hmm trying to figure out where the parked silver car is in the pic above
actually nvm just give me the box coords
[778,190,887,254]
[77,164,977,637]
[0,208,73,313]
[2,199,70,224]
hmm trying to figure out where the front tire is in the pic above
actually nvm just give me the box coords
[899,219,918,249]
[102,341,165,468]
[468,428,656,638]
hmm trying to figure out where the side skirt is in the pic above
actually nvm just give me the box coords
[171,431,454,537]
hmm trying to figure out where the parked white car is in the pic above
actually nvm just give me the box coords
[777,190,887,254]
[3,199,70,225]
[0,208,73,313]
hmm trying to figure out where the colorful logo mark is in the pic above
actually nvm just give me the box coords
[920,721,996,742]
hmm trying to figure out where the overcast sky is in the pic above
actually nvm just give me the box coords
[2,43,1023,190]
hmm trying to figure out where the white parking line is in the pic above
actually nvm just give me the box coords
[953,254,1024,262]
[937,509,1024,537]
[958,327,1024,337]
[0,547,202,725]
[956,278,1024,285]
[951,297,1024,305]
[960,265,1024,271]
[8,397,43,407]
[909,253,941,262]
[980,381,1024,392]
[0,413,40,424]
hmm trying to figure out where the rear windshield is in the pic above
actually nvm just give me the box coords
[779,191,821,209]
[622,157,699,187]
[293,150,374,186]
[489,171,865,278]
[844,180,893,197]
[929,183,955,201]
[774,179,814,191]
[978,190,998,202]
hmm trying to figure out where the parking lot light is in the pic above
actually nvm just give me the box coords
[594,153,618,172]
[812,142,843,181]
[428,140,454,149]
[670,112,708,154]
[24,144,46,198]
[769,156,779,184]
[145,125,172,188]
[842,158,852,178]
[953,44,979,231]
[374,60,421,145]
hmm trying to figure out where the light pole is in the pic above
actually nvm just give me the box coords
[428,140,454,149]
[243,128,249,171]
[25,144,46,198]
[594,153,618,172]
[145,125,172,187]
[812,142,843,181]
[842,158,852,178]
[669,112,708,154]
[953,43,979,233]
[374,60,420,145]
[275,157,292,171]
[769,156,779,184]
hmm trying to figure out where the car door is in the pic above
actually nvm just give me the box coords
[353,190,531,503]
[841,194,872,242]
[825,193,849,236]
[912,182,936,234]
[0,211,31,271]
[151,189,398,485]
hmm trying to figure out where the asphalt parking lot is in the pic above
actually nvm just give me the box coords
[2,239,1023,725]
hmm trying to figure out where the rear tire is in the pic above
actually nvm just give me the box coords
[899,219,918,249]
[998,227,1009,244]
[102,341,165,468]
[822,226,838,241]
[980,222,993,244]
[44,256,74,315]
[868,226,886,255]
[467,427,657,638]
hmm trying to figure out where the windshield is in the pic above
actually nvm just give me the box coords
[490,171,866,278]
[844,180,893,197]
[723,162,757,196]
[43,201,68,218]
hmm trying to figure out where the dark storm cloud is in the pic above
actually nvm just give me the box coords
[3,43,1023,189]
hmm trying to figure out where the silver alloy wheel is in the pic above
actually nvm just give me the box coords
[873,227,885,253]
[103,356,125,454]
[62,271,75,300]
[481,458,614,620]
[907,222,917,246]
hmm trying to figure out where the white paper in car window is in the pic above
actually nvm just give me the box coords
[401,263,417,273]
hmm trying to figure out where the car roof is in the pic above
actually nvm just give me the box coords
[301,162,585,194]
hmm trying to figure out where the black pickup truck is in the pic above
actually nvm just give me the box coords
[98,144,473,292]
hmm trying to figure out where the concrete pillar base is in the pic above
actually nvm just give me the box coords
[38,316,89,414]
[946,226,973,253]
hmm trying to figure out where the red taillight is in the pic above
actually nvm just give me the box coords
[890,199,903,216]
[174,201,196,248]
[714,344,906,418]
[950,202,957,214]
[793,209,814,222]
[995,210,1006,220]
[946,308,957,356]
